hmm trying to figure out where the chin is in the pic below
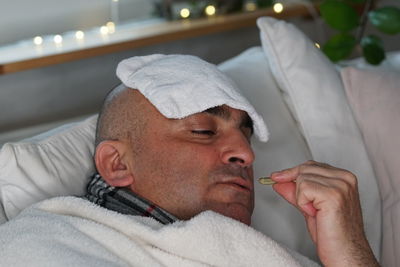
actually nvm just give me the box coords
[232,213,251,225]
[219,205,252,225]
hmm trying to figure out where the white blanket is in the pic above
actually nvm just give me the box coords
[0,197,318,266]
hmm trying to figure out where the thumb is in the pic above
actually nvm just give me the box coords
[273,182,297,206]
[301,202,317,217]
[274,183,317,216]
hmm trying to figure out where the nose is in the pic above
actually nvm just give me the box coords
[220,130,255,167]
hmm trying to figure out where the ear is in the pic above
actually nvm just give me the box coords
[94,140,134,187]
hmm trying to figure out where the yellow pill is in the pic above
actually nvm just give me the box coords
[258,177,276,185]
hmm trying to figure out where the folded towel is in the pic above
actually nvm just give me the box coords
[116,54,269,142]
[0,197,318,266]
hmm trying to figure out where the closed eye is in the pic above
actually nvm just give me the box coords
[191,130,215,136]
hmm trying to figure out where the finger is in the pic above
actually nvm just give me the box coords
[303,160,334,169]
[270,165,299,182]
[295,175,357,218]
[296,178,326,217]
[303,160,359,186]
[305,215,317,243]
[295,173,358,206]
[273,182,318,217]
[272,160,358,186]
[273,182,296,206]
[301,202,317,217]
[302,163,343,179]
[294,173,350,217]
[270,162,325,182]
[296,173,341,191]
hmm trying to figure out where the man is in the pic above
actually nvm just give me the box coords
[0,54,378,266]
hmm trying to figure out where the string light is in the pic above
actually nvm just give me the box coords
[273,3,284,13]
[180,8,190,18]
[315,42,321,49]
[245,2,257,11]
[33,36,43,45]
[100,26,109,35]
[106,22,115,33]
[53,34,63,44]
[205,5,216,16]
[75,31,85,40]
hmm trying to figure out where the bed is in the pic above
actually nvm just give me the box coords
[0,16,399,266]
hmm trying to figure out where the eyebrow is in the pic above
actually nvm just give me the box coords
[204,106,231,119]
[204,106,254,134]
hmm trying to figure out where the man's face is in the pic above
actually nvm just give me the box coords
[127,102,255,225]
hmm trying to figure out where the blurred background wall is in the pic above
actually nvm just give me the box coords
[0,0,399,145]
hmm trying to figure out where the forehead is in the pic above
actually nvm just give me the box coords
[140,95,254,134]
[200,106,254,132]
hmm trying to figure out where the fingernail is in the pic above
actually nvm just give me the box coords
[271,171,285,178]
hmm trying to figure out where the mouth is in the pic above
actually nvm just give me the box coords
[217,177,252,192]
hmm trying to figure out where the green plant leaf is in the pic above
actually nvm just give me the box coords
[361,35,386,65]
[322,33,357,62]
[369,7,400,35]
[320,0,360,31]
[361,34,383,47]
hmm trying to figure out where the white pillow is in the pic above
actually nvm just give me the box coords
[341,67,400,267]
[218,47,318,261]
[0,115,97,220]
[257,16,382,260]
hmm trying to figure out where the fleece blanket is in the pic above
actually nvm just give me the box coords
[0,197,318,266]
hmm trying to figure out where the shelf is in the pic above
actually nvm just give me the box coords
[0,4,316,75]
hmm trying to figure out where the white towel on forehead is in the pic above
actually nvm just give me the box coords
[116,54,269,142]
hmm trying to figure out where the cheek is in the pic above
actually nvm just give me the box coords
[160,147,213,185]
[138,145,220,217]
[157,142,218,171]
[135,143,217,190]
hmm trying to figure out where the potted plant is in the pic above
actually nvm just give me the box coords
[320,0,400,65]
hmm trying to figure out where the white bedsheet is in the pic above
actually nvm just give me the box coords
[0,196,318,266]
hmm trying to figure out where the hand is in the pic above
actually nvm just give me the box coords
[270,160,379,266]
